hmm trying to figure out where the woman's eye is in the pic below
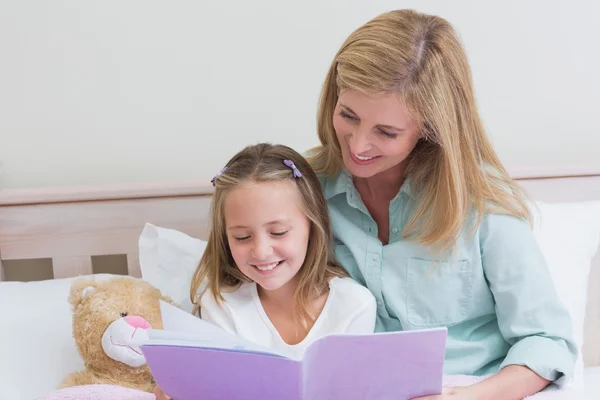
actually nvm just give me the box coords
[272,231,288,237]
[378,129,397,139]
[234,236,250,241]
[340,110,357,121]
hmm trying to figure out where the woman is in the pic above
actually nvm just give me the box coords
[307,8,577,400]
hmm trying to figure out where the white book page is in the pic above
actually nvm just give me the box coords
[137,300,285,358]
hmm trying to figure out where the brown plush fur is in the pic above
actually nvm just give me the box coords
[59,276,174,392]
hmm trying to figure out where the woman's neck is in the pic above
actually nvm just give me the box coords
[353,161,407,202]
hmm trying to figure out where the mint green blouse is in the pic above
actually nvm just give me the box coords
[320,169,577,387]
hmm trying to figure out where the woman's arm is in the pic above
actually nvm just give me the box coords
[479,214,577,385]
[414,365,549,400]
[416,213,577,400]
[467,365,549,399]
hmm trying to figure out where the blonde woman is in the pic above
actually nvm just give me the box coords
[308,8,577,400]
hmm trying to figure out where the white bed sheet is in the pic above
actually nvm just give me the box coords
[584,366,600,399]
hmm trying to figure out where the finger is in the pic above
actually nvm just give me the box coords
[153,386,170,400]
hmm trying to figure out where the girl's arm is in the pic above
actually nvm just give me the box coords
[198,290,238,335]
[345,284,378,333]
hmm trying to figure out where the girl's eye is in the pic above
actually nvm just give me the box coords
[235,236,250,241]
[271,231,288,237]
[340,110,357,121]
[378,129,397,139]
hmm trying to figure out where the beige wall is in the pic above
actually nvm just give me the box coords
[0,1,599,191]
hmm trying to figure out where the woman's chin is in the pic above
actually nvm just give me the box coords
[344,162,381,179]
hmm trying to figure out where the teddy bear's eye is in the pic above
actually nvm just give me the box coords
[120,312,128,318]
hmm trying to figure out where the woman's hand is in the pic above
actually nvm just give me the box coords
[153,385,171,400]
[412,386,480,400]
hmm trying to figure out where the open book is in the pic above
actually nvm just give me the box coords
[139,300,448,400]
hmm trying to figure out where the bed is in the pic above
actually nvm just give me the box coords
[1,168,599,400]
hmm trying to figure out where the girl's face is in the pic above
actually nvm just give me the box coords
[224,180,310,295]
[333,89,422,179]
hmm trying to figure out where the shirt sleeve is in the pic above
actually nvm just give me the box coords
[344,287,377,334]
[198,290,238,335]
[479,213,578,387]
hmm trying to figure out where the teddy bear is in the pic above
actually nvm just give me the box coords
[59,275,174,393]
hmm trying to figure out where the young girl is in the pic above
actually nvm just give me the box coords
[154,143,376,400]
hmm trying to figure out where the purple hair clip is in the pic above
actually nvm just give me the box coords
[211,167,228,187]
[283,159,302,178]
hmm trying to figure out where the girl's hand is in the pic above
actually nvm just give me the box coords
[412,386,480,400]
[153,385,171,400]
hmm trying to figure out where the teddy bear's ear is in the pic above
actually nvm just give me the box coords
[68,278,98,308]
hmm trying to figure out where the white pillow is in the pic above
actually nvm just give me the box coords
[137,200,600,390]
[0,273,120,400]
[529,200,600,391]
[138,223,207,313]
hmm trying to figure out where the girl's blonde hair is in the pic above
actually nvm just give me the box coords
[308,9,532,253]
[190,143,347,328]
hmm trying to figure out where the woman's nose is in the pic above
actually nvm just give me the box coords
[349,128,371,155]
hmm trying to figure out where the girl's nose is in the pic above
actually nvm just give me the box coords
[252,239,273,260]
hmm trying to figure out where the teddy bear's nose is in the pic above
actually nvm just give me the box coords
[124,315,151,330]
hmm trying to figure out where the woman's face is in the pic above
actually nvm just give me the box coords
[333,89,422,179]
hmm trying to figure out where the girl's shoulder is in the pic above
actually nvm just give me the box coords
[200,281,256,310]
[328,277,376,308]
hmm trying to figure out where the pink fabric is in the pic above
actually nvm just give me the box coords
[124,316,151,329]
[34,385,153,400]
[442,373,489,387]
[35,377,574,399]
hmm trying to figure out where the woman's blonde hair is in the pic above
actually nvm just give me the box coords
[190,143,347,328]
[308,9,532,253]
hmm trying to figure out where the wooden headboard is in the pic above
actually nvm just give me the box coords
[1,170,599,368]
[0,181,214,280]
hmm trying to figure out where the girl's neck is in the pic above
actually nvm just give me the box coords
[257,275,329,346]
[257,275,299,309]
